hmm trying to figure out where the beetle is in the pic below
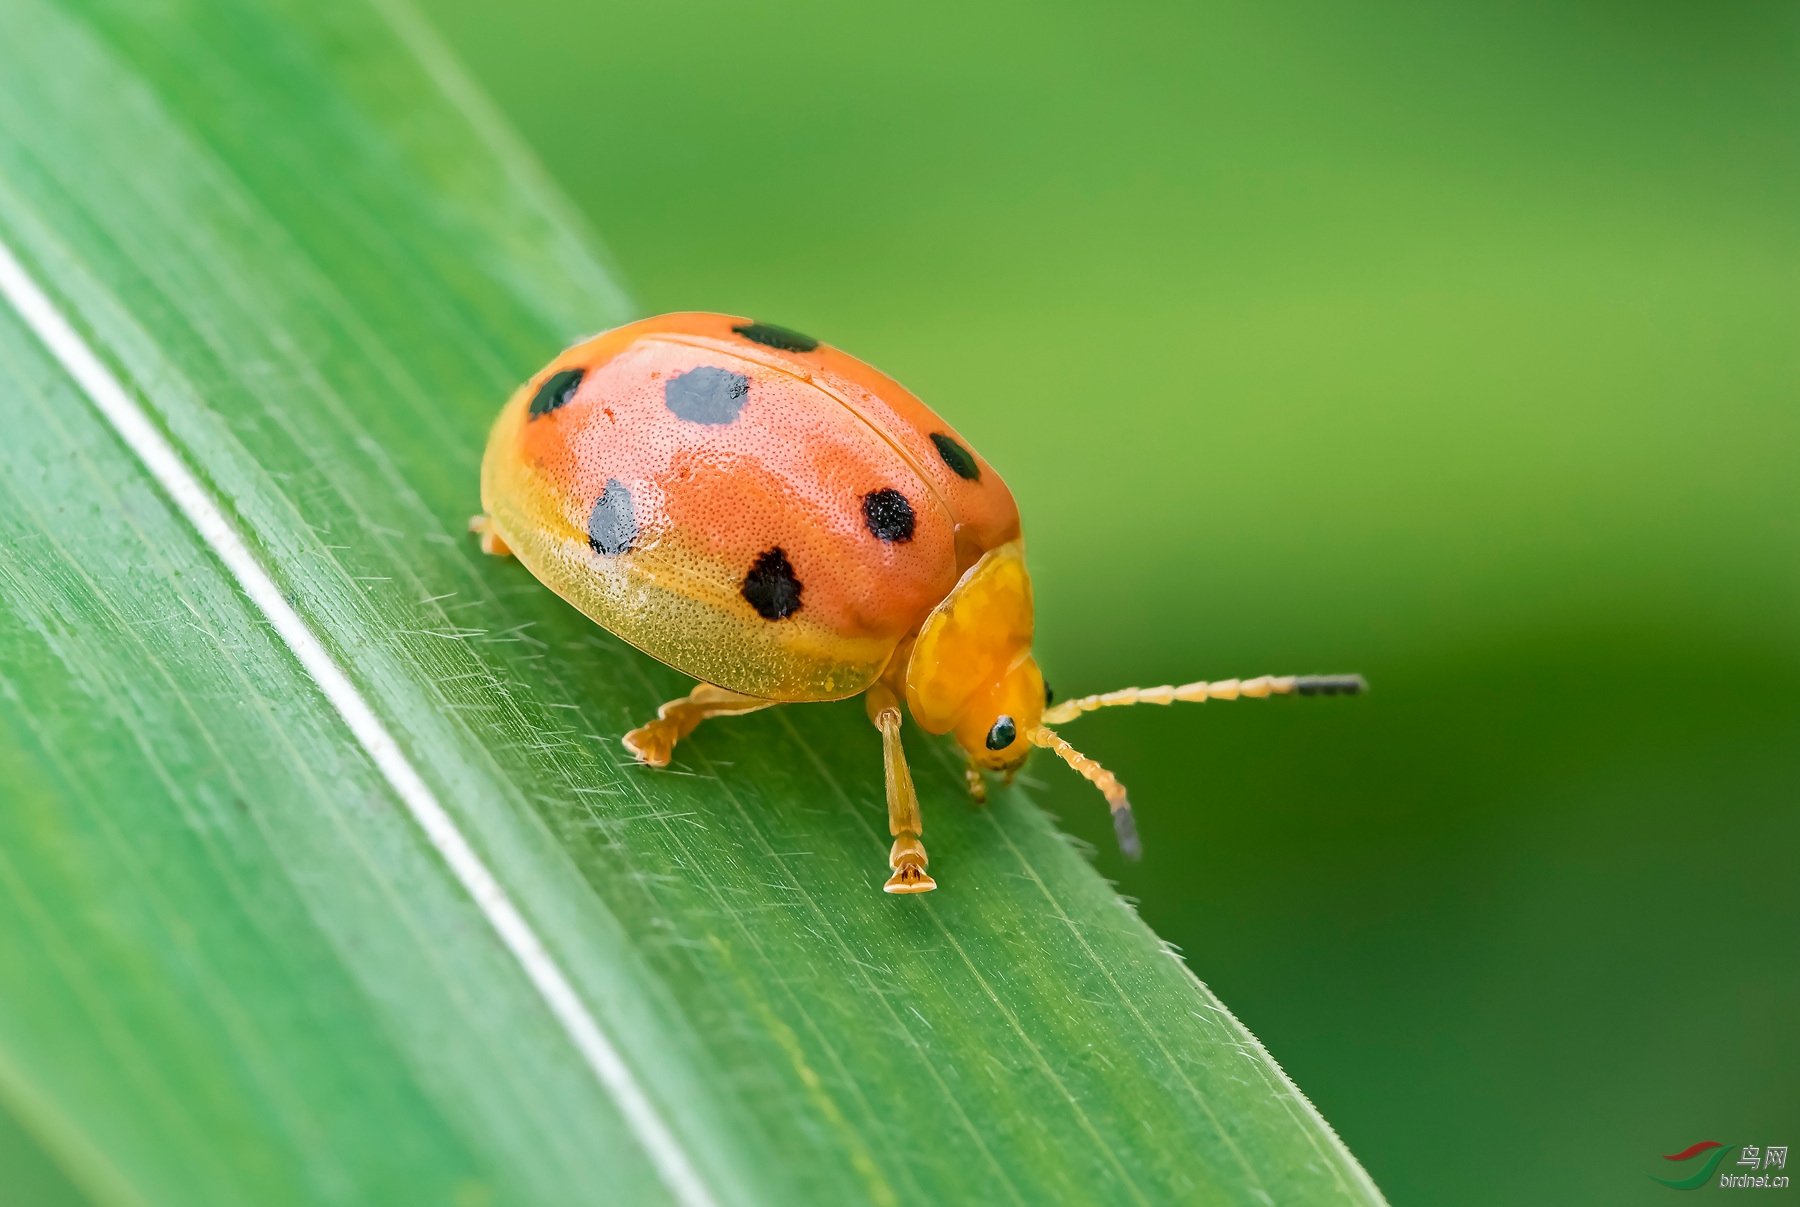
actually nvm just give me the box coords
[471,313,1364,893]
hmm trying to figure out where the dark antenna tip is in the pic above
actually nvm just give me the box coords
[1294,674,1368,697]
[1112,803,1142,861]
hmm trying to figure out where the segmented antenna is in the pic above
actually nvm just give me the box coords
[1028,726,1141,860]
[1041,673,1367,724]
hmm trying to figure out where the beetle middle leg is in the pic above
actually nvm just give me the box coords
[865,683,935,894]
[623,683,774,767]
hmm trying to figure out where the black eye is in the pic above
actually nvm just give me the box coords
[985,715,1016,750]
[1043,681,1054,706]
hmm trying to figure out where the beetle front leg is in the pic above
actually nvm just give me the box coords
[964,760,988,805]
[865,684,934,894]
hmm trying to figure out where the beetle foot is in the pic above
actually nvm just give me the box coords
[622,720,676,767]
[884,834,935,893]
[964,765,987,806]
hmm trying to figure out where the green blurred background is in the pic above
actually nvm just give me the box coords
[417,1,1797,1202]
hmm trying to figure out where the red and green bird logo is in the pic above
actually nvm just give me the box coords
[1651,1141,1734,1190]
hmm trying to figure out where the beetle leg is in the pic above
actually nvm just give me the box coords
[865,684,934,894]
[467,514,512,557]
[623,683,774,767]
[964,761,987,805]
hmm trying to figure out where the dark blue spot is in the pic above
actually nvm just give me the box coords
[930,432,980,481]
[587,479,637,556]
[733,321,819,352]
[742,548,802,620]
[529,368,585,418]
[665,366,749,424]
[862,488,915,542]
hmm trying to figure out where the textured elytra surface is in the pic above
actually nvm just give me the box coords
[479,313,1017,702]
[0,2,1385,1206]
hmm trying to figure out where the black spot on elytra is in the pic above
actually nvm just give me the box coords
[733,321,818,353]
[985,714,1017,750]
[742,547,802,620]
[665,365,750,424]
[528,368,585,418]
[930,432,980,481]
[862,488,915,542]
[587,479,637,556]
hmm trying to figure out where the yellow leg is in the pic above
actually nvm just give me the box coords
[865,683,934,894]
[964,762,987,805]
[623,684,775,767]
[467,514,512,557]
[1041,673,1367,724]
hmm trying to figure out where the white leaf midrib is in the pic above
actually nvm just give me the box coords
[0,233,719,1207]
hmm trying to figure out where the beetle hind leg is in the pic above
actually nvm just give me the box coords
[467,514,512,557]
[624,684,774,767]
[866,684,934,893]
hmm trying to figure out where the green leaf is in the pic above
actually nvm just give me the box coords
[0,1,1385,1204]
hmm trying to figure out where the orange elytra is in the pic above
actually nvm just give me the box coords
[473,313,1365,894]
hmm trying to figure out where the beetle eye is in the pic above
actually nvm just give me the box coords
[985,715,1017,750]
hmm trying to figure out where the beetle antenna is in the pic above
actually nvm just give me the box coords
[1042,673,1367,725]
[1028,726,1140,860]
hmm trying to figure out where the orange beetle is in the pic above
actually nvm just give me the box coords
[473,313,1364,893]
